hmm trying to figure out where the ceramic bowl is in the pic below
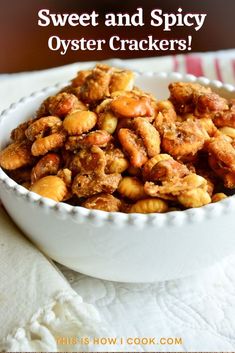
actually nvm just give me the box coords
[0,72,235,282]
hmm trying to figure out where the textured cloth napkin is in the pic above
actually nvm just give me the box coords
[0,49,235,352]
[0,206,110,352]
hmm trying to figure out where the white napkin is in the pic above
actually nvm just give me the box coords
[0,206,109,352]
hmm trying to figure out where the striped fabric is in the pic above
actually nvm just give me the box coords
[173,51,235,84]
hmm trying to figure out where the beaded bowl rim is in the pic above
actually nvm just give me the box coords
[0,71,235,228]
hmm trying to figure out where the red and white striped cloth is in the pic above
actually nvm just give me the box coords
[173,51,235,83]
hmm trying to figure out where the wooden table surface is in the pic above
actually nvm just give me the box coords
[0,0,234,73]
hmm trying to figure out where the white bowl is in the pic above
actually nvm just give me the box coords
[0,72,235,283]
